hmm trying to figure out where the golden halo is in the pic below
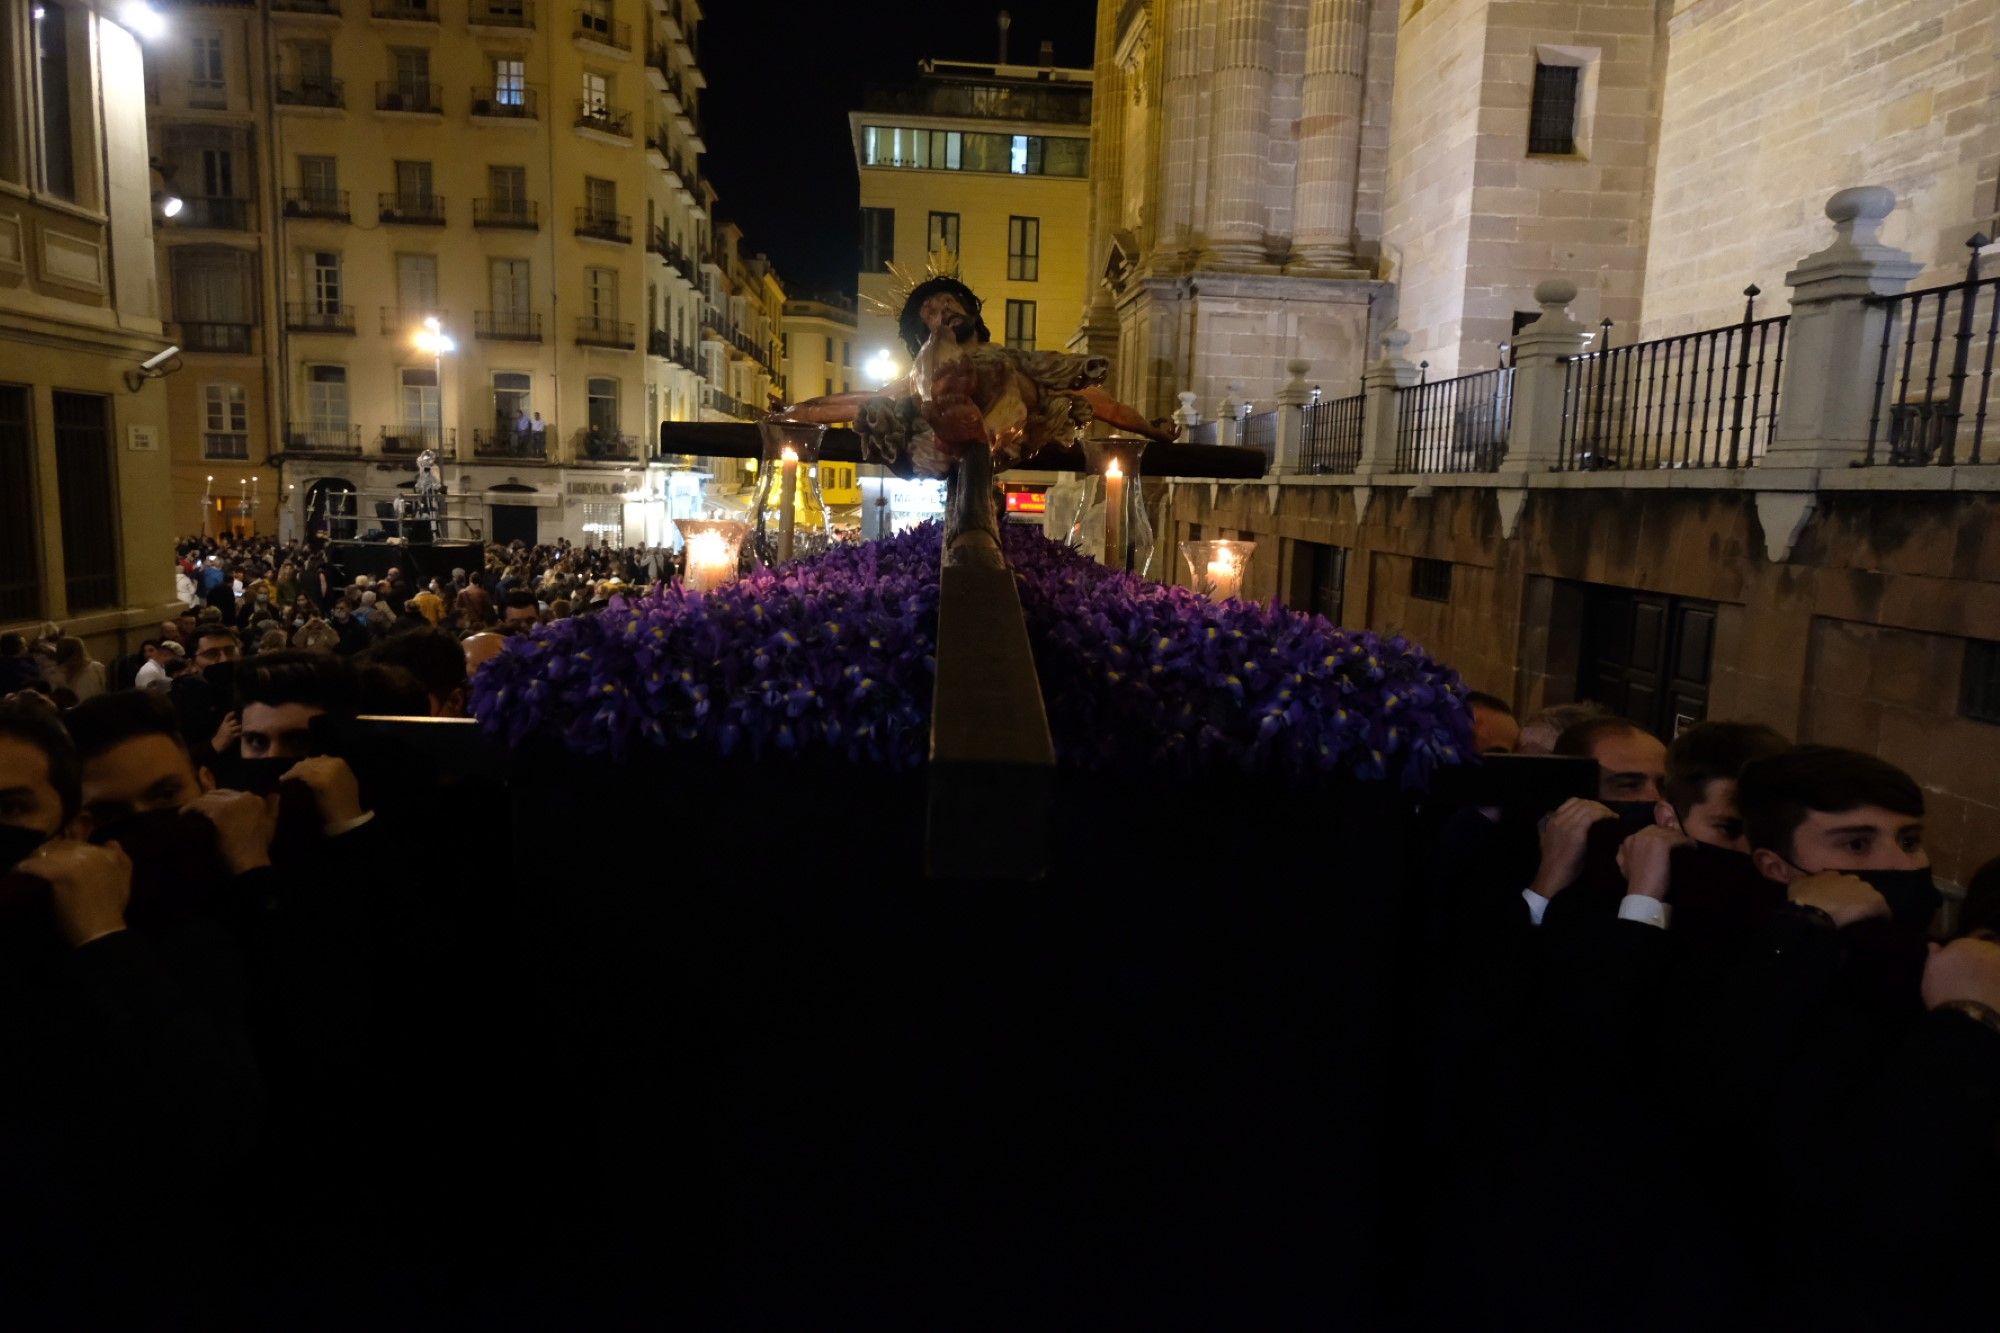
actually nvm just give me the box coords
[858,247,963,319]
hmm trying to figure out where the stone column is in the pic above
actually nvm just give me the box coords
[1289,0,1367,272]
[1766,186,1923,469]
[1155,0,1203,257]
[1496,280,1589,481]
[1355,328,1420,478]
[1074,0,1125,351]
[1200,0,1276,269]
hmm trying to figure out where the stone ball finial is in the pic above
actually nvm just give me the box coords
[1534,279,1578,308]
[1285,358,1311,378]
[1825,185,1896,225]
[1380,327,1411,355]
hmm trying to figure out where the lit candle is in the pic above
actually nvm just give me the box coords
[1206,545,1244,602]
[777,445,799,563]
[1103,457,1125,570]
[684,530,734,592]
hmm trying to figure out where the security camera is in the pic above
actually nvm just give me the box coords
[141,345,181,372]
[123,344,184,392]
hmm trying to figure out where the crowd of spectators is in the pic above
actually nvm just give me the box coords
[0,541,1996,1325]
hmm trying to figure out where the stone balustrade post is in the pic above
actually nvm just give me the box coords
[1215,385,1242,448]
[1496,279,1590,480]
[1355,330,1420,477]
[1174,390,1201,430]
[1274,359,1311,472]
[1766,186,1923,468]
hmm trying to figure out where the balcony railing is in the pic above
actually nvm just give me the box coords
[468,0,533,26]
[472,198,539,229]
[703,386,753,419]
[375,81,442,114]
[284,302,355,334]
[573,9,630,49]
[173,196,249,229]
[270,0,341,14]
[1864,237,1998,467]
[474,426,549,459]
[380,306,448,335]
[573,100,632,138]
[284,423,363,455]
[1559,291,1788,472]
[178,321,254,355]
[281,186,350,221]
[371,0,437,20]
[378,190,446,224]
[203,432,249,460]
[647,327,671,358]
[1301,392,1365,474]
[576,316,635,348]
[575,207,631,243]
[575,428,639,461]
[1395,367,1514,474]
[860,80,1092,126]
[275,78,343,109]
[379,425,455,455]
[471,85,540,119]
[475,310,543,341]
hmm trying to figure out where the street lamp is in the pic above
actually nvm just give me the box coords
[863,347,900,388]
[118,3,167,40]
[412,315,457,451]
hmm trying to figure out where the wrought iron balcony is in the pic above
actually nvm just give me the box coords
[575,428,639,461]
[284,423,363,455]
[178,321,254,354]
[575,316,635,349]
[203,432,250,460]
[574,207,631,243]
[378,190,446,224]
[573,9,630,50]
[573,100,632,138]
[174,196,249,229]
[468,0,533,26]
[471,85,539,119]
[472,197,539,229]
[270,0,341,14]
[380,306,449,335]
[275,78,343,109]
[372,0,437,20]
[281,186,350,221]
[474,310,543,342]
[474,427,549,459]
[378,425,455,455]
[375,81,442,114]
[647,327,671,358]
[284,303,355,334]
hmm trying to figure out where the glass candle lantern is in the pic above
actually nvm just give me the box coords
[674,519,751,593]
[1180,538,1256,603]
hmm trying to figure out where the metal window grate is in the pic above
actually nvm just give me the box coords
[1528,63,1579,155]
[1410,557,1453,604]
[52,391,119,612]
[1964,639,2000,725]
[0,385,41,622]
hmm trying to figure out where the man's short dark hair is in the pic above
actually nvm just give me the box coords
[1662,721,1791,819]
[63,690,188,764]
[0,698,81,822]
[1553,715,1648,759]
[502,590,540,612]
[354,663,431,717]
[236,649,358,715]
[0,633,26,657]
[897,276,992,358]
[196,625,241,649]
[1465,691,1513,716]
[1735,745,1924,861]
[360,628,466,702]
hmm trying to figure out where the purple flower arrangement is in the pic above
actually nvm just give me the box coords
[470,523,1474,787]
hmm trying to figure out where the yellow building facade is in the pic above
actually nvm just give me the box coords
[777,295,856,403]
[849,56,1091,378]
[142,0,777,548]
[1,1,180,651]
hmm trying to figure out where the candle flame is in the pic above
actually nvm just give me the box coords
[1106,459,1123,479]
[781,446,799,463]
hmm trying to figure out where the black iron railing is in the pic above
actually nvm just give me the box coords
[1396,367,1513,473]
[203,432,249,460]
[475,310,542,341]
[572,9,629,49]
[468,0,532,25]
[576,316,635,348]
[270,0,341,13]
[574,207,631,243]
[375,81,441,113]
[281,186,349,220]
[471,85,539,118]
[371,0,436,19]
[179,321,254,354]
[1302,392,1365,473]
[379,190,446,224]
[1865,235,1998,466]
[1559,288,1788,471]
[1242,410,1278,457]
[577,429,639,460]
[380,306,448,335]
[285,303,355,333]
[473,427,549,459]
[275,78,343,108]
[472,198,538,229]
[176,196,249,229]
[574,100,631,137]
[285,423,362,454]
[379,425,454,455]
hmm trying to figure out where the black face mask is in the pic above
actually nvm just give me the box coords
[90,808,227,927]
[1604,800,1662,840]
[0,823,48,872]
[1852,867,1943,933]
[211,754,296,795]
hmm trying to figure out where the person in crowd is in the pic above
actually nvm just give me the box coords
[1516,699,1610,754]
[500,589,542,634]
[1554,715,1668,805]
[0,632,38,696]
[258,628,291,655]
[1465,691,1520,754]
[330,600,371,656]
[134,639,185,691]
[293,614,340,654]
[193,625,244,671]
[1657,720,1790,852]
[49,636,107,702]
[409,579,446,626]
[361,628,471,717]
[1737,744,1933,925]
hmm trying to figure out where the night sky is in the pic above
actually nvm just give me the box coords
[698,0,1097,299]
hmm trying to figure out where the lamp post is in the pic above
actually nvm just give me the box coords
[203,474,213,538]
[413,315,458,529]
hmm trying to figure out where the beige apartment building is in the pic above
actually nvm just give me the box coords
[145,0,773,548]
[2,0,181,650]
[778,294,856,403]
[851,51,1091,380]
